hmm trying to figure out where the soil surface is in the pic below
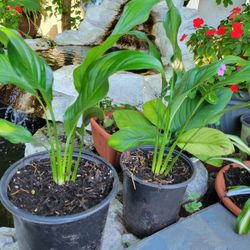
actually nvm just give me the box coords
[8,159,114,216]
[224,166,250,209]
[98,118,118,134]
[121,150,192,185]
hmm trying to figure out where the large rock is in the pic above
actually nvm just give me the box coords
[56,0,127,45]
[198,0,246,27]
[0,227,18,250]
[49,65,163,124]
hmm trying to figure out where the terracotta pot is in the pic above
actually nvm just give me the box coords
[90,116,120,167]
[215,161,250,216]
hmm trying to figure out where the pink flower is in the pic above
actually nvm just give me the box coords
[218,64,226,76]
[236,66,241,70]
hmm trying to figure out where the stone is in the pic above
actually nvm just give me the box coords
[127,204,250,250]
[0,227,18,250]
[198,0,246,27]
[55,0,127,46]
[183,158,208,203]
[25,38,50,51]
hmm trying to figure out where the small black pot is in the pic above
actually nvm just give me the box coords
[0,151,119,250]
[121,146,195,238]
[211,91,250,136]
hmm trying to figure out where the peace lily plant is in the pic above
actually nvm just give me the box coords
[0,0,166,185]
[107,0,250,233]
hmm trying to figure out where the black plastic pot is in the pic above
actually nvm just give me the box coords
[241,113,250,146]
[0,151,119,250]
[210,92,250,136]
[121,146,196,238]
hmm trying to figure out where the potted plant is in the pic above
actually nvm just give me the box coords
[0,0,43,37]
[90,97,136,167]
[186,4,250,136]
[0,0,169,248]
[214,153,250,234]
[108,0,250,238]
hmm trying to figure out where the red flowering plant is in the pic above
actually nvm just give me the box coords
[0,0,40,32]
[186,4,250,96]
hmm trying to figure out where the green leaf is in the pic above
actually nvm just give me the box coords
[82,107,104,127]
[0,53,35,94]
[74,0,160,93]
[142,98,169,129]
[217,63,250,87]
[108,126,157,152]
[113,110,152,129]
[112,0,160,35]
[227,135,250,156]
[0,27,53,103]
[177,128,235,157]
[163,0,183,71]
[0,119,35,144]
[64,50,164,136]
[128,30,162,61]
[195,155,223,167]
[236,198,250,234]
[171,88,232,132]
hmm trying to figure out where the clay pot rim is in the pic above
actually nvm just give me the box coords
[215,161,250,216]
[90,117,111,140]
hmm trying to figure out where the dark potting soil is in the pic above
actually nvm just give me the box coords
[97,118,118,134]
[7,159,114,216]
[122,150,192,185]
[224,166,250,209]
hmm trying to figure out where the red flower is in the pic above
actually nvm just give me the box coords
[180,34,188,42]
[15,5,23,14]
[232,22,243,31]
[217,25,227,36]
[205,29,216,37]
[229,7,241,20]
[230,30,244,38]
[230,84,239,93]
[231,7,241,14]
[193,18,204,29]
[230,22,244,38]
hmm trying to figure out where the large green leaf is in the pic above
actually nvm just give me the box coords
[0,53,36,94]
[142,98,169,129]
[0,28,53,103]
[64,50,164,136]
[0,119,35,144]
[74,0,160,93]
[108,126,157,152]
[171,88,232,132]
[113,110,152,129]
[227,135,250,156]
[236,198,250,234]
[112,0,160,35]
[177,128,235,157]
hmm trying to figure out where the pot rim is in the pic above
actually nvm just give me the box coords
[240,113,250,127]
[120,145,196,189]
[215,161,250,216]
[0,150,119,225]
